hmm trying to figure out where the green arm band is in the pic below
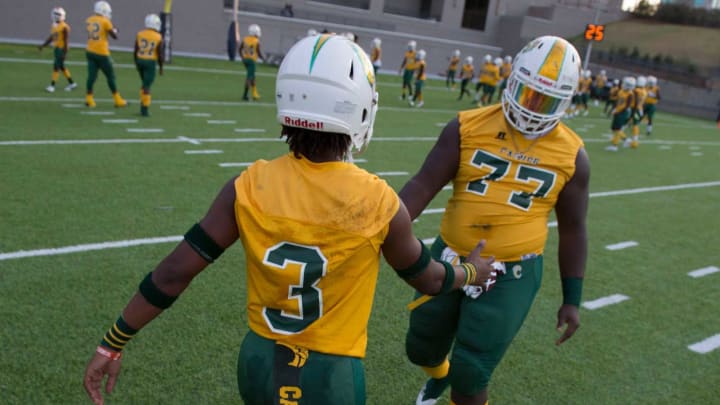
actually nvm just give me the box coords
[438,260,456,294]
[395,239,431,280]
[139,272,178,309]
[184,223,225,263]
[561,277,584,306]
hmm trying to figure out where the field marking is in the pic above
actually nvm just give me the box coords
[80,111,115,116]
[605,241,638,251]
[234,128,267,133]
[184,112,212,117]
[658,145,672,150]
[207,120,236,124]
[177,136,201,145]
[691,152,704,156]
[689,146,701,150]
[582,294,630,310]
[102,119,138,124]
[126,128,165,133]
[219,162,253,167]
[184,149,223,154]
[688,334,720,354]
[376,171,409,176]
[442,185,452,191]
[61,103,84,108]
[688,266,720,278]
[160,105,190,110]
[0,236,182,261]
[353,158,368,163]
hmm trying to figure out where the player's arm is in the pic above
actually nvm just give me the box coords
[157,40,164,75]
[39,34,53,50]
[62,27,70,55]
[238,41,244,54]
[83,177,240,404]
[399,57,406,73]
[256,43,265,62]
[553,147,590,346]
[398,118,460,219]
[108,21,118,40]
[381,201,495,295]
[133,39,139,64]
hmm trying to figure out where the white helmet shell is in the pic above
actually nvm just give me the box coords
[248,24,261,37]
[307,28,318,37]
[494,57,503,66]
[465,56,473,65]
[52,7,66,23]
[453,49,461,57]
[417,49,426,61]
[276,35,379,154]
[94,1,112,19]
[647,75,657,86]
[407,40,416,51]
[373,38,381,48]
[636,76,647,87]
[145,14,161,31]
[484,54,492,63]
[501,36,581,138]
[622,76,636,91]
[504,55,512,64]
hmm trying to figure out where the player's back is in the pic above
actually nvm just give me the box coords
[135,29,162,60]
[86,14,112,55]
[234,153,399,358]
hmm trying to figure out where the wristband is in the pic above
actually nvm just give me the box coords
[438,260,456,294]
[96,345,122,360]
[561,277,584,306]
[100,316,138,351]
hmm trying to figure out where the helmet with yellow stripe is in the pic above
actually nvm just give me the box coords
[501,36,581,138]
[276,35,378,154]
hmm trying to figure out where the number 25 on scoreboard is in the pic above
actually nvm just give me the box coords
[584,24,605,41]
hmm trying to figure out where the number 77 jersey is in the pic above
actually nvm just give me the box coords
[440,105,584,262]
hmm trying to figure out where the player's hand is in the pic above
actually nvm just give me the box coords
[555,304,580,346]
[83,352,123,405]
[463,240,496,290]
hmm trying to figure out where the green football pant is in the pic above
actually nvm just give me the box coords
[135,59,156,91]
[86,51,117,93]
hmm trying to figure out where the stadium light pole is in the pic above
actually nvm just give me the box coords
[583,7,600,71]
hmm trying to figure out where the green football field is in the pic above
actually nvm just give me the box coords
[1,43,719,404]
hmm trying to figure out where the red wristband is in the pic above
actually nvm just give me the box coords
[96,345,122,360]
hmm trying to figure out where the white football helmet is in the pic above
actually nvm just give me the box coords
[52,7,66,23]
[504,55,512,64]
[465,56,473,65]
[276,35,378,154]
[494,57,503,66]
[453,49,461,57]
[372,38,381,48]
[483,54,492,63]
[613,78,620,86]
[647,75,657,86]
[417,49,426,61]
[622,76,636,91]
[307,28,318,37]
[584,70,592,78]
[94,1,111,19]
[407,40,417,51]
[600,69,606,76]
[145,14,161,31]
[248,24,261,37]
[636,76,647,87]
[501,36,581,138]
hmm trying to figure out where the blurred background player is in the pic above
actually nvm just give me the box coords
[410,49,426,108]
[399,40,417,100]
[643,75,660,135]
[604,78,620,116]
[576,69,592,116]
[457,56,474,101]
[85,1,126,108]
[606,76,636,151]
[446,49,460,90]
[39,7,77,93]
[371,37,382,76]
[592,69,607,106]
[239,23,264,101]
[494,55,512,103]
[626,76,647,148]
[134,14,164,117]
[473,54,500,106]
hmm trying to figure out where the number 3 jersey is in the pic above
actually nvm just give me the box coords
[234,153,399,358]
[441,105,584,262]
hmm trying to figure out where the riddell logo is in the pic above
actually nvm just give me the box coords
[537,77,554,86]
[284,117,324,130]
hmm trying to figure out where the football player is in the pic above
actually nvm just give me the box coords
[82,34,497,405]
[604,78,620,116]
[134,14,164,117]
[643,75,660,135]
[371,37,382,76]
[576,69,592,116]
[473,54,500,106]
[456,56,474,101]
[401,35,589,405]
[626,76,647,148]
[446,50,461,90]
[85,1,127,108]
[592,69,608,106]
[38,7,77,92]
[495,55,512,103]
[399,40,417,100]
[239,24,265,101]
[606,76,636,151]
[410,49,427,108]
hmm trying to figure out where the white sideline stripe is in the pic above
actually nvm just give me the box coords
[102,119,138,124]
[376,171,408,176]
[688,334,720,354]
[219,162,253,167]
[80,111,115,116]
[61,103,84,108]
[160,105,190,110]
[691,152,703,156]
[590,181,720,198]
[582,294,630,310]
[0,236,182,261]
[234,128,267,133]
[688,266,720,278]
[0,137,285,146]
[126,128,164,133]
[207,120,236,124]
[178,136,201,145]
[184,150,223,154]
[659,145,672,150]
[184,112,211,117]
[605,241,638,250]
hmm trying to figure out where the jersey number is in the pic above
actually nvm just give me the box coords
[138,39,156,56]
[467,150,556,211]
[262,242,327,334]
[87,22,100,40]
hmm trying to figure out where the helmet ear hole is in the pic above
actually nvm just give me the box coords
[361,108,367,123]
[349,62,354,80]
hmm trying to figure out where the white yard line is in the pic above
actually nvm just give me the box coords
[605,241,639,251]
[184,150,223,154]
[177,136,201,145]
[0,236,182,261]
[183,112,212,117]
[688,334,720,354]
[207,120,236,124]
[376,171,409,176]
[61,103,85,108]
[582,294,630,310]
[687,266,720,278]
[160,105,190,110]
[234,128,267,133]
[126,128,164,133]
[218,162,253,167]
[102,119,138,124]
[80,111,114,116]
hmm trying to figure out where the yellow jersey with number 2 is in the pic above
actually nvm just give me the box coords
[85,15,113,56]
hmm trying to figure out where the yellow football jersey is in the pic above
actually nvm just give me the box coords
[440,105,584,261]
[235,153,400,358]
[241,35,259,61]
[614,89,634,114]
[448,56,460,71]
[371,46,381,63]
[85,15,113,56]
[135,29,162,61]
[645,85,659,104]
[461,63,474,80]
[404,50,417,70]
[595,75,607,88]
[416,60,427,81]
[478,63,500,86]
[500,62,512,79]
[579,77,592,93]
[51,21,70,49]
[633,87,647,109]
[609,86,620,101]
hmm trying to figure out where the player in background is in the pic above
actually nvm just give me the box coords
[576,70,592,116]
[592,69,607,107]
[134,14,164,117]
[39,7,77,93]
[399,40,417,100]
[85,1,127,108]
[473,55,500,106]
[371,37,382,76]
[82,34,497,405]
[604,78,620,116]
[625,76,647,148]
[401,35,589,405]
[457,56,474,101]
[494,55,512,103]
[240,24,264,101]
[446,50,461,90]
[410,49,427,108]
[643,75,660,136]
[606,76,636,151]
